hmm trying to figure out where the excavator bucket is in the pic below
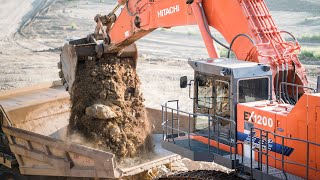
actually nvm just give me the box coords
[59,38,138,95]
[59,44,77,92]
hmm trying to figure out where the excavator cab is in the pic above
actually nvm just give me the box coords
[164,58,320,179]
[190,58,271,145]
[162,58,272,167]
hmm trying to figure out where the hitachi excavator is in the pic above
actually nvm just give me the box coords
[59,0,320,179]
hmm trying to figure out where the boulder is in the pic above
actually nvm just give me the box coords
[86,104,117,120]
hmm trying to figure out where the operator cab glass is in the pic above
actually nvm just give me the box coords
[238,77,270,103]
[188,58,272,148]
[194,74,270,144]
[194,74,231,131]
[197,76,213,109]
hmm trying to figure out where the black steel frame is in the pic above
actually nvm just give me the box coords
[250,127,320,180]
[161,100,241,169]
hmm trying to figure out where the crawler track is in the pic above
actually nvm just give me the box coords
[159,170,243,180]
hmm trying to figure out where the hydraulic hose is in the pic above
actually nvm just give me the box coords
[280,64,286,103]
[280,30,298,43]
[275,66,279,101]
[291,62,297,103]
[283,64,289,103]
[199,4,230,50]
[281,64,291,104]
[284,63,295,105]
[227,34,256,58]
[126,0,138,16]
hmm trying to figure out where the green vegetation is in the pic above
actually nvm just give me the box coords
[159,28,170,32]
[298,34,320,43]
[285,34,320,43]
[219,48,229,58]
[71,22,77,30]
[300,50,316,58]
[187,31,196,36]
[218,46,320,63]
[299,48,320,62]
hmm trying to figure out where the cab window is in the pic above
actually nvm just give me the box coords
[197,76,213,108]
[238,77,269,103]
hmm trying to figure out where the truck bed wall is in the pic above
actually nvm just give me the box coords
[0,82,180,178]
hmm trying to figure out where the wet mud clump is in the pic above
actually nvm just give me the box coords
[69,54,153,159]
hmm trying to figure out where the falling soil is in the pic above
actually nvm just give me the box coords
[160,170,243,180]
[68,54,153,159]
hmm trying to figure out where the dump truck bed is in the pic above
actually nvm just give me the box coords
[0,82,180,179]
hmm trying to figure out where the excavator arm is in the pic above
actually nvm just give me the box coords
[60,0,308,102]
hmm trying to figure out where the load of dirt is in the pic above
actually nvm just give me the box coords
[68,54,153,159]
[159,170,243,180]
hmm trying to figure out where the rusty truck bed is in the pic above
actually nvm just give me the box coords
[0,81,180,179]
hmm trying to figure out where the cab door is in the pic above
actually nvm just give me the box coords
[194,75,214,131]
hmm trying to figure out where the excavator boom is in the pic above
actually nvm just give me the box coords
[61,0,308,102]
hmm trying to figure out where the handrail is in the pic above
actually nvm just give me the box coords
[161,105,236,123]
[161,100,238,164]
[162,99,320,179]
[161,105,213,117]
[253,127,320,146]
[250,127,320,179]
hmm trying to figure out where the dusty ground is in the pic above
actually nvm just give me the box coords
[0,0,319,177]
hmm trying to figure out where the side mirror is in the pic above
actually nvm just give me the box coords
[180,76,188,88]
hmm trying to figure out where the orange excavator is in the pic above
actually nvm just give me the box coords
[59,0,320,179]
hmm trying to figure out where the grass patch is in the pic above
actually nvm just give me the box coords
[299,48,320,63]
[286,34,320,43]
[216,43,320,66]
[219,48,229,58]
[187,31,196,36]
[71,22,77,30]
[299,34,320,43]
[300,50,316,58]
[218,46,320,64]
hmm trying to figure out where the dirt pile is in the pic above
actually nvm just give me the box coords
[68,54,153,159]
[160,170,242,180]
